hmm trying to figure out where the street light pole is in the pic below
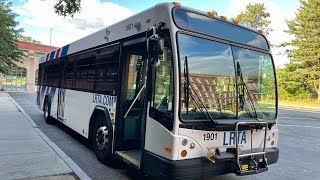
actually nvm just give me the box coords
[50,27,54,45]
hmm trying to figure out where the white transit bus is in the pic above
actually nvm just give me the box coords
[37,2,279,178]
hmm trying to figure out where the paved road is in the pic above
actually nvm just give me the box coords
[9,92,320,180]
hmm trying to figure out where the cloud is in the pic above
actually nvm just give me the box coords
[68,17,105,31]
[14,0,134,46]
[227,0,299,66]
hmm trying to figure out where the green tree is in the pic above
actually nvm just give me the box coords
[18,36,41,44]
[54,0,81,17]
[0,0,24,74]
[234,3,273,35]
[284,0,320,102]
[277,66,312,101]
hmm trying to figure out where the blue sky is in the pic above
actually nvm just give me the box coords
[12,0,300,66]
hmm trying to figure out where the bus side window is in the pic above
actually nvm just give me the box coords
[45,60,60,87]
[73,52,95,91]
[65,61,75,89]
[38,63,44,86]
[95,44,120,95]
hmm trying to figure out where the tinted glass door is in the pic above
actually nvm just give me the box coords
[121,44,147,148]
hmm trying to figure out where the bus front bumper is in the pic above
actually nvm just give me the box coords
[142,147,279,178]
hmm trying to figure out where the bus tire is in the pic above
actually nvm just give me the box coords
[44,98,55,124]
[92,114,114,165]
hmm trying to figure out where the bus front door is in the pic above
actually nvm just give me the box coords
[116,43,148,168]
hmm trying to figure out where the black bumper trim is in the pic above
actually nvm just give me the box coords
[141,147,279,178]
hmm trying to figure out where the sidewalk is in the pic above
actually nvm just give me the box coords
[0,92,75,180]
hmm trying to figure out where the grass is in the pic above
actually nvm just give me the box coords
[279,100,320,108]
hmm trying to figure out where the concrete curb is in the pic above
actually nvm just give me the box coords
[7,93,91,180]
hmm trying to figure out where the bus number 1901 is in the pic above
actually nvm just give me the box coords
[126,23,134,31]
[203,133,218,141]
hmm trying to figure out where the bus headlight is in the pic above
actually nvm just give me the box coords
[190,143,195,149]
[182,139,188,146]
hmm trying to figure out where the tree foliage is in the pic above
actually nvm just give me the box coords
[277,67,313,100]
[54,0,81,17]
[18,36,41,44]
[0,0,24,74]
[282,0,320,102]
[234,3,273,35]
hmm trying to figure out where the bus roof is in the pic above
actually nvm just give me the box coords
[40,2,268,64]
[40,3,174,63]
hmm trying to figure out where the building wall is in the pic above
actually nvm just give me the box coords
[1,42,57,92]
[15,50,40,92]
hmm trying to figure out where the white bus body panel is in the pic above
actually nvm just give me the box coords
[144,116,179,160]
[144,118,278,161]
[177,126,278,160]
[64,90,92,137]
[47,88,117,138]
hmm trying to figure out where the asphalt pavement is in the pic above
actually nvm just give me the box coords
[8,92,320,180]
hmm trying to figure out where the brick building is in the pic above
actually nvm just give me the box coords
[182,73,237,110]
[181,73,261,110]
[0,42,57,92]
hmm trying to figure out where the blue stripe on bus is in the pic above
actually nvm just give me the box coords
[49,51,55,60]
[50,87,57,100]
[61,45,70,57]
[41,86,46,95]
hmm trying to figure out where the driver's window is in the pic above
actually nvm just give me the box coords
[151,47,173,113]
[149,33,174,131]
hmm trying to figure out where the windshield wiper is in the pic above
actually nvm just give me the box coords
[237,62,258,120]
[184,56,190,115]
[184,56,215,123]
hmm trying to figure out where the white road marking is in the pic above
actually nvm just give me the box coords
[279,124,320,129]
[280,108,320,113]
[279,117,319,121]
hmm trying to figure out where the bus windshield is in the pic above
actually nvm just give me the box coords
[178,34,276,121]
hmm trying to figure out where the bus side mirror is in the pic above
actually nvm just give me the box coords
[147,33,164,67]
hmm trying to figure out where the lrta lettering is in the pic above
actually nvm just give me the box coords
[223,131,246,146]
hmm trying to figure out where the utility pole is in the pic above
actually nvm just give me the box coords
[50,27,54,45]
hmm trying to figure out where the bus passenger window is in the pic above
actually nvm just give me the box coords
[95,45,120,95]
[45,60,60,87]
[65,61,75,89]
[38,63,45,86]
[70,50,96,91]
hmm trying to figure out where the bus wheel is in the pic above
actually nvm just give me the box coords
[44,99,55,124]
[92,116,114,165]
